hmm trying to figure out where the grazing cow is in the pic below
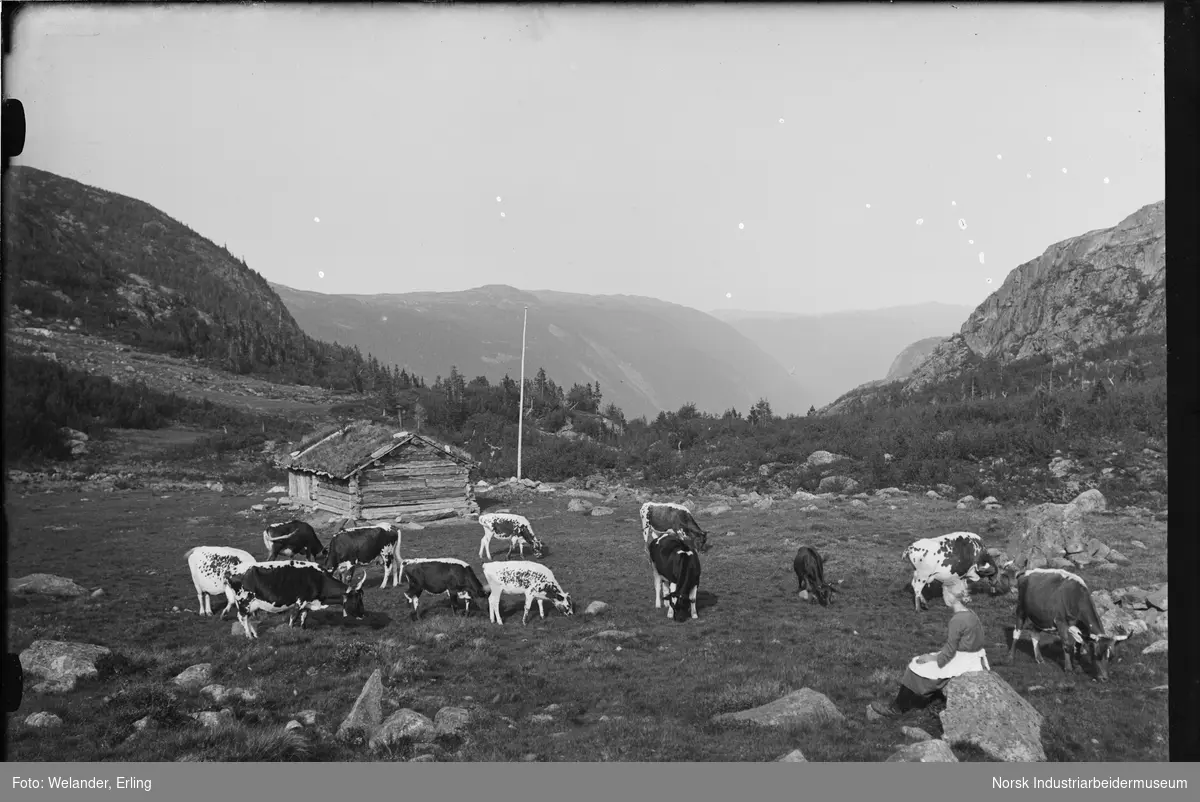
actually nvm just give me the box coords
[648,534,702,622]
[1008,568,1130,681]
[640,502,710,609]
[793,545,837,606]
[228,564,367,639]
[400,558,488,620]
[262,520,326,562]
[902,532,1000,612]
[324,524,402,589]
[478,513,545,561]
[185,546,257,618]
[639,502,710,551]
[482,560,574,626]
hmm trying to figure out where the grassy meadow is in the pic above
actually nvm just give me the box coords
[5,474,1169,763]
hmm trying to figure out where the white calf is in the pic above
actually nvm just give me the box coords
[185,546,257,618]
[478,512,545,561]
[482,560,574,625]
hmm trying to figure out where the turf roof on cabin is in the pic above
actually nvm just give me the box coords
[281,420,477,478]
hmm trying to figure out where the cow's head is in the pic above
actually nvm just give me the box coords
[686,527,710,553]
[531,536,548,558]
[542,584,573,616]
[1068,625,1130,682]
[341,569,368,619]
[990,562,1019,596]
[815,581,838,607]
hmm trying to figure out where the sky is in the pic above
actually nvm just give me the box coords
[6,3,1164,316]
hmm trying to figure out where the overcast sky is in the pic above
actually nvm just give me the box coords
[7,3,1163,315]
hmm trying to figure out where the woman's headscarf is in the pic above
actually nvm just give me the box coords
[942,576,970,605]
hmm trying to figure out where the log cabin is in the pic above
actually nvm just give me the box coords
[278,422,480,522]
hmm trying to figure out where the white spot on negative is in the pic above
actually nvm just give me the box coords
[1062,168,1068,174]
[318,271,325,278]
[313,217,320,223]
[1027,173,1032,179]
[1047,136,1053,142]
[996,154,1002,160]
[1104,177,1110,184]
[496,196,502,202]
[382,316,388,322]
[916,218,924,225]
[951,201,957,206]
[979,253,985,264]
[958,219,967,230]
[725,292,732,299]
[739,222,744,229]
[500,212,506,218]
[968,239,974,245]
[986,277,993,284]
[865,203,871,209]
[779,118,785,124]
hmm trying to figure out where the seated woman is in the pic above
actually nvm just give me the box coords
[870,576,990,718]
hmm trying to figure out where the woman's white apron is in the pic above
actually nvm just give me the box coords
[908,648,991,680]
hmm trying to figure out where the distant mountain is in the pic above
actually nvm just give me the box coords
[884,336,947,382]
[709,302,973,408]
[3,165,376,391]
[820,200,1166,415]
[270,283,815,421]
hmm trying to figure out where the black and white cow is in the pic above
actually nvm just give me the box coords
[228,563,367,639]
[185,546,257,618]
[1008,568,1130,681]
[648,534,702,622]
[793,545,837,606]
[639,502,710,608]
[481,560,574,626]
[478,513,545,561]
[262,520,326,562]
[323,524,402,589]
[400,558,488,620]
[902,532,1000,612]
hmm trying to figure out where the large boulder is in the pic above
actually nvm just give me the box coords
[337,669,385,743]
[1007,502,1086,569]
[712,688,844,728]
[19,640,111,693]
[1072,489,1108,513]
[10,574,89,598]
[804,451,846,468]
[940,671,1046,762]
[817,476,860,494]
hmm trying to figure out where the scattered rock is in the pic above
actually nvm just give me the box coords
[250,504,267,512]
[567,498,594,514]
[529,713,554,724]
[701,504,731,516]
[370,709,436,750]
[1086,538,1111,561]
[19,640,112,693]
[191,709,235,728]
[584,601,609,616]
[776,749,808,762]
[410,754,436,762]
[940,671,1046,762]
[294,710,318,726]
[434,706,471,736]
[1146,584,1167,611]
[957,495,977,506]
[591,630,639,641]
[1130,540,1147,550]
[268,485,286,494]
[753,497,775,511]
[10,573,89,598]
[521,753,538,762]
[207,482,225,492]
[1106,550,1131,566]
[804,450,846,468]
[1142,640,1168,655]
[712,688,845,728]
[1072,489,1108,513]
[901,725,933,742]
[791,491,825,505]
[817,476,859,494]
[887,739,959,762]
[590,506,615,517]
[285,720,303,732]
[1048,457,1077,479]
[173,664,213,690]
[981,496,999,505]
[337,669,385,743]
[849,499,867,508]
[25,712,63,729]
[90,588,105,598]
[925,490,942,499]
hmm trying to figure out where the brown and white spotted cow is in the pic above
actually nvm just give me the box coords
[902,532,1000,612]
[639,502,710,609]
[478,513,545,561]
[185,546,258,618]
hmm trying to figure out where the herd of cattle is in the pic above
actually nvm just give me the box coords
[184,502,1131,680]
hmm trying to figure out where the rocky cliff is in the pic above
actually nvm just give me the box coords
[884,336,947,382]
